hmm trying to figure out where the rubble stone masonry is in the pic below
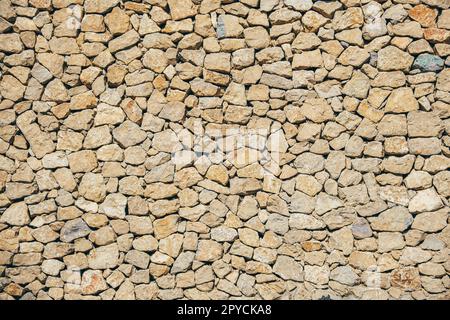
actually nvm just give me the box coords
[0,0,449,300]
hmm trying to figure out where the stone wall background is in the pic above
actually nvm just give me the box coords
[0,0,449,300]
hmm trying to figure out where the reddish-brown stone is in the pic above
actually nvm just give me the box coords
[409,5,437,27]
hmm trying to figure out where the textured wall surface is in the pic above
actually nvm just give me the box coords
[0,0,449,300]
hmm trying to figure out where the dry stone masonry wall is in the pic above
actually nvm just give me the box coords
[0,0,449,300]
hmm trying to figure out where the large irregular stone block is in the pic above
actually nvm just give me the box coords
[0,0,448,301]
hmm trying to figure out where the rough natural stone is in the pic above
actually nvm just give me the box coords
[371,206,413,232]
[88,244,120,270]
[377,46,414,71]
[412,209,448,233]
[413,54,444,72]
[330,266,359,286]
[385,88,418,113]
[78,173,107,203]
[196,240,223,262]
[168,0,197,21]
[273,256,303,281]
[0,202,30,226]
[0,0,447,302]
[60,218,92,243]
[99,194,128,219]
[113,121,147,148]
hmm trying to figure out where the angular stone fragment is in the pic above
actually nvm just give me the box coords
[412,209,448,232]
[391,267,421,291]
[382,155,415,175]
[371,206,413,232]
[168,0,196,21]
[143,49,169,73]
[290,192,315,214]
[78,173,107,203]
[125,250,150,269]
[43,79,69,102]
[407,111,443,137]
[206,165,229,186]
[260,73,293,89]
[378,232,405,253]
[315,193,344,215]
[172,252,195,274]
[385,88,418,113]
[5,183,37,201]
[153,215,178,240]
[295,175,322,197]
[68,151,98,173]
[113,121,147,148]
[408,188,443,213]
[0,202,30,226]
[349,251,376,270]
[88,244,120,269]
[99,193,128,219]
[409,4,437,27]
[333,7,363,31]
[0,0,448,301]
[294,153,325,174]
[408,138,441,156]
[196,240,223,262]
[433,171,450,197]
[0,155,15,174]
[105,7,130,35]
[42,152,68,169]
[379,185,409,206]
[217,14,243,38]
[292,50,323,69]
[362,2,387,40]
[330,266,359,286]
[81,270,107,295]
[159,102,185,122]
[273,255,303,281]
[400,247,432,266]
[211,227,238,242]
[285,0,312,11]
[389,21,423,38]
[109,30,140,53]
[299,98,334,123]
[85,0,120,14]
[0,33,23,53]
[83,126,112,149]
[377,46,414,71]
[289,213,324,230]
[16,111,56,159]
[351,218,372,239]
[302,11,328,32]
[329,227,354,255]
[405,171,433,190]
[343,71,370,99]
[60,218,91,242]
[338,47,370,67]
[223,82,246,106]
[413,54,444,72]
[244,27,270,49]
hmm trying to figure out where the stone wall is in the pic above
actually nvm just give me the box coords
[0,0,449,300]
